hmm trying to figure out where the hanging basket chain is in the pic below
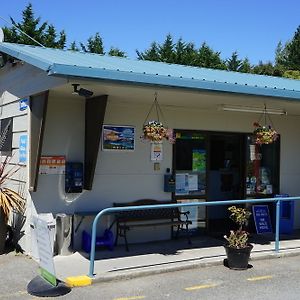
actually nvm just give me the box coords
[143,98,156,126]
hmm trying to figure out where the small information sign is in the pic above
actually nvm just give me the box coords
[19,98,29,111]
[39,156,66,174]
[33,216,57,286]
[19,135,27,163]
[252,205,273,234]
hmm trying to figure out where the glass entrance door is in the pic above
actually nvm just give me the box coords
[173,130,207,232]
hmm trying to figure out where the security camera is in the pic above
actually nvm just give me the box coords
[72,84,93,98]
[78,88,93,98]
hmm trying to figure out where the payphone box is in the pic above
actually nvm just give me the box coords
[65,162,83,193]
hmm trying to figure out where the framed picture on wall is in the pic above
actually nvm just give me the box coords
[102,125,135,151]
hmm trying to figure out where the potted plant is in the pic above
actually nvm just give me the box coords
[142,120,175,143]
[253,122,278,145]
[224,205,253,270]
[0,156,25,254]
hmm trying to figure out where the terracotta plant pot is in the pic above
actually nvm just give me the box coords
[224,244,253,270]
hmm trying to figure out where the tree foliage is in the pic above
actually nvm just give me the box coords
[137,34,226,69]
[80,32,104,54]
[3,3,66,48]
[108,47,126,57]
[226,51,242,71]
[276,26,300,71]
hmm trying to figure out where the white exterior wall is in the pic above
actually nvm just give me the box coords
[32,93,300,249]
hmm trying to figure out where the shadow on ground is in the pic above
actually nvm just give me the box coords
[78,230,300,262]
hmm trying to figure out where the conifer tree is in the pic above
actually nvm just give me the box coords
[3,3,66,48]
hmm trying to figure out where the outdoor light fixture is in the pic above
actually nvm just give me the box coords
[220,105,287,115]
[72,84,94,98]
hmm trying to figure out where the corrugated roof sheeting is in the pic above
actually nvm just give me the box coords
[0,42,300,99]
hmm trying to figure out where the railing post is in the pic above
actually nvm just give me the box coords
[88,213,100,278]
[275,199,281,253]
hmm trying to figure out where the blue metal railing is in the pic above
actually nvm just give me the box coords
[88,196,300,278]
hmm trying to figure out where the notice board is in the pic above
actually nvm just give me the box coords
[252,205,273,234]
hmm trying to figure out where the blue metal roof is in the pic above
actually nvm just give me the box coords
[1,42,300,100]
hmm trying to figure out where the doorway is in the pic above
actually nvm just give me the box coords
[207,133,245,232]
[173,129,280,235]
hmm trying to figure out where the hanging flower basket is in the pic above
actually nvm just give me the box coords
[253,122,278,145]
[141,92,175,143]
[142,121,175,143]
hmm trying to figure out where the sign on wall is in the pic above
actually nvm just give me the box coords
[151,142,163,161]
[19,135,27,163]
[102,125,135,151]
[39,156,66,174]
[19,98,29,111]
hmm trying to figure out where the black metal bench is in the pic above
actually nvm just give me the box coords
[113,199,192,251]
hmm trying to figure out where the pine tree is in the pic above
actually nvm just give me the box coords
[108,47,126,57]
[3,3,66,48]
[159,34,175,63]
[226,51,242,71]
[284,26,300,70]
[81,32,104,54]
[196,42,226,69]
[275,26,300,71]
[239,58,252,73]
[136,42,160,61]
[69,41,79,51]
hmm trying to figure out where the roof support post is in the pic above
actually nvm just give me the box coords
[84,95,108,190]
[29,91,49,192]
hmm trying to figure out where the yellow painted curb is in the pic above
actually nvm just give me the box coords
[65,275,92,287]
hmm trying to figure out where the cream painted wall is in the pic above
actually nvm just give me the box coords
[30,91,300,250]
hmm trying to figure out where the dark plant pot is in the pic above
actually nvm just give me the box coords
[0,208,7,254]
[224,244,253,270]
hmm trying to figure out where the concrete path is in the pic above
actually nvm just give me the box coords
[53,233,300,284]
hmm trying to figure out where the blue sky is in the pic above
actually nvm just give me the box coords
[0,0,299,64]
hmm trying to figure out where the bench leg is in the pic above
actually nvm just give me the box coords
[115,224,130,251]
[174,225,180,239]
[124,230,129,252]
[185,224,192,244]
[115,224,120,246]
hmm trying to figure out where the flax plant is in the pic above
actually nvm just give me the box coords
[0,156,25,223]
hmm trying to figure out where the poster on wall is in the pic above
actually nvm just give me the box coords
[39,156,66,174]
[19,135,27,163]
[102,125,135,151]
[150,142,163,161]
[175,173,189,195]
[192,149,206,172]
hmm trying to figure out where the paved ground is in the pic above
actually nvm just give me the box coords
[54,232,300,282]
[0,252,37,299]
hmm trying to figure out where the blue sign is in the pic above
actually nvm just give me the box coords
[252,205,273,234]
[19,135,27,163]
[19,98,29,111]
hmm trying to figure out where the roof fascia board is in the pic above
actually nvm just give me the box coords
[0,45,51,71]
[49,64,300,100]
